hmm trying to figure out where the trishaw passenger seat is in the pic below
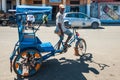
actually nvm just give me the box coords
[20,33,38,44]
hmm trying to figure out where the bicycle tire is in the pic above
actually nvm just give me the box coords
[13,48,42,77]
[77,38,87,55]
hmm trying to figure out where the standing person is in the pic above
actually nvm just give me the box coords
[42,14,48,26]
[55,4,73,51]
[26,14,35,29]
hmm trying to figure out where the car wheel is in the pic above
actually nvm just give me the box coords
[91,22,99,29]
[2,20,8,26]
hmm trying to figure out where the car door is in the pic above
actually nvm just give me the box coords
[79,13,91,27]
[65,13,80,27]
[68,13,84,27]
[72,13,83,27]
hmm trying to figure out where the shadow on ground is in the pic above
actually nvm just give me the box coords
[67,26,105,30]
[14,53,109,80]
[82,26,104,29]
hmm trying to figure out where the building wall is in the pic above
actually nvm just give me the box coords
[99,2,120,20]
[91,0,120,23]
[92,0,120,2]
[20,0,90,20]
[21,0,88,5]
[90,2,98,18]
[1,0,91,13]
[98,0,113,2]
[21,0,33,5]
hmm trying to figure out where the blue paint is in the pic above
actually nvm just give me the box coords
[16,5,52,20]
[64,5,87,14]
[101,20,120,23]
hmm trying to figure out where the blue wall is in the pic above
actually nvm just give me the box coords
[65,5,87,14]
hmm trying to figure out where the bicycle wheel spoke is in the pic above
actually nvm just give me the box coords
[78,39,87,55]
[13,49,42,77]
[22,66,29,76]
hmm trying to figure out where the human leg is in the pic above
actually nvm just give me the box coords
[57,35,64,50]
[64,30,73,46]
[54,28,64,50]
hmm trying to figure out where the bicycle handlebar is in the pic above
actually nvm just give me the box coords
[65,26,78,33]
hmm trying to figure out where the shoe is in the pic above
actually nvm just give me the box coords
[63,45,68,52]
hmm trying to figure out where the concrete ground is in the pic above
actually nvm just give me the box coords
[0,25,120,80]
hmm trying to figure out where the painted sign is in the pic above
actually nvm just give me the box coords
[103,5,119,20]
[97,3,120,23]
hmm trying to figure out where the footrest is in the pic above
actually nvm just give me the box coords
[39,42,54,52]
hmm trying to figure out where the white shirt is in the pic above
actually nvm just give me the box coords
[27,14,35,22]
[56,12,67,32]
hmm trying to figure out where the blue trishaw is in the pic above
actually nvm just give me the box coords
[10,5,87,77]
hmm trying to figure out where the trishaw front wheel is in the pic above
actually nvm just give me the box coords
[13,49,42,77]
[75,38,87,55]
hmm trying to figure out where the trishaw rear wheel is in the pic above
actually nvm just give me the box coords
[13,48,42,77]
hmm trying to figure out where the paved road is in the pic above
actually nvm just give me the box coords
[0,25,120,80]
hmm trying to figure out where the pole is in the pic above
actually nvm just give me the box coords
[2,0,6,12]
[86,0,90,16]
[0,0,2,10]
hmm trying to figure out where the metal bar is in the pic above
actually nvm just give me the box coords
[42,51,55,61]
[15,10,50,16]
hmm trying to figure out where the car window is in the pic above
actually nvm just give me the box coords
[65,13,88,19]
[66,13,79,18]
[79,13,88,18]
[75,13,79,18]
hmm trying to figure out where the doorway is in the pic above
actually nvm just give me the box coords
[70,6,79,12]
[7,0,12,11]
[52,6,59,20]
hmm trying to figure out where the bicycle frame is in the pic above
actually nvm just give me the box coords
[68,28,80,45]
[54,27,81,53]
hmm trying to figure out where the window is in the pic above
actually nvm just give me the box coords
[79,13,87,18]
[79,14,84,18]
[33,0,42,4]
[70,6,79,12]
[70,0,80,4]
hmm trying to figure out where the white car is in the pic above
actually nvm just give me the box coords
[64,12,101,28]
